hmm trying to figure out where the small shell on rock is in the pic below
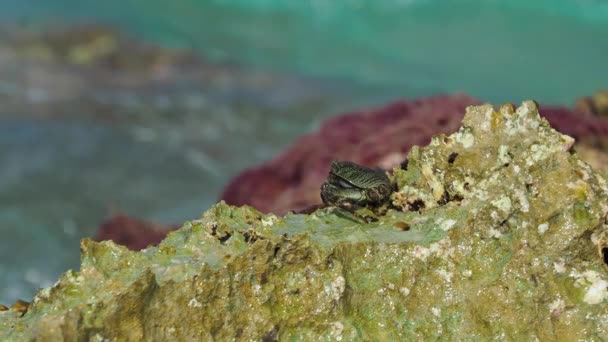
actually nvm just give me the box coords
[11,299,30,317]
[393,222,411,231]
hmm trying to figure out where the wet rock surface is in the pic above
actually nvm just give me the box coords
[2,101,608,340]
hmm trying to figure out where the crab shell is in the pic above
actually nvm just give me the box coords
[320,161,393,207]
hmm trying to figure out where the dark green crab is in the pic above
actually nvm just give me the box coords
[320,161,394,222]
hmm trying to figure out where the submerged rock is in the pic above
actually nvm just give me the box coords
[2,101,608,340]
[7,24,199,71]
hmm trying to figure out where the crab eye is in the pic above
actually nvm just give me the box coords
[338,179,354,188]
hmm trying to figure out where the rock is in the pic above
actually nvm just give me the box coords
[221,95,608,215]
[94,215,178,251]
[2,101,608,340]
[7,24,199,71]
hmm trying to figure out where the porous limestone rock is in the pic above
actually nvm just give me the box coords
[2,101,608,340]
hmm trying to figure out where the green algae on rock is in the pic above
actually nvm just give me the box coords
[2,101,608,340]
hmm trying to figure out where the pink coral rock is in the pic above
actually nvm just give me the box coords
[95,215,177,250]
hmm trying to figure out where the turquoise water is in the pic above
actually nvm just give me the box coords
[2,0,607,104]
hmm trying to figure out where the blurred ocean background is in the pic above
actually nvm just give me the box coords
[3,0,608,102]
[0,0,607,303]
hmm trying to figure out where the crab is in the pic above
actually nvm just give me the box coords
[320,161,394,222]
